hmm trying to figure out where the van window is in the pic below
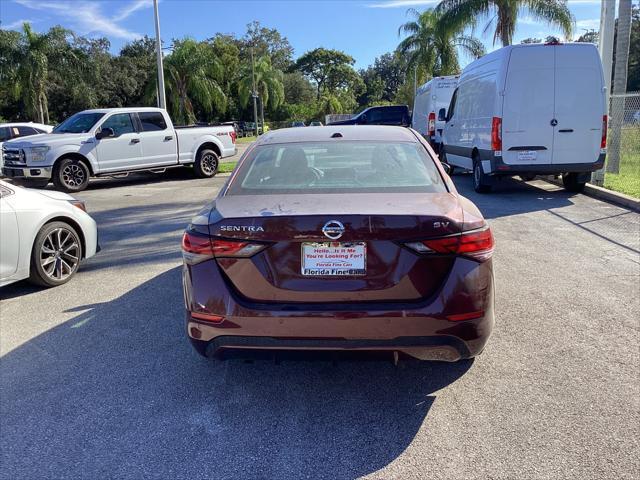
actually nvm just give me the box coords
[139,112,167,131]
[447,89,458,121]
[17,126,38,137]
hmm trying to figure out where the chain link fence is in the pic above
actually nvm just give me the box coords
[593,92,640,198]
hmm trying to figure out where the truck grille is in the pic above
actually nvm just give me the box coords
[2,147,26,167]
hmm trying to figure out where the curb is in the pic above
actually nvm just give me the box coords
[544,177,640,212]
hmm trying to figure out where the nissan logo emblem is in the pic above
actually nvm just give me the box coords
[322,220,345,240]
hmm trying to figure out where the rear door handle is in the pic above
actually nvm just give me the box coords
[558,129,574,133]
[164,135,174,141]
[130,138,140,144]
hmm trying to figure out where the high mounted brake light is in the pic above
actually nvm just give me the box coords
[601,115,607,149]
[405,227,494,262]
[182,231,267,264]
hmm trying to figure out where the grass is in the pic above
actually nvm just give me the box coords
[236,135,257,144]
[603,127,640,198]
[218,161,237,174]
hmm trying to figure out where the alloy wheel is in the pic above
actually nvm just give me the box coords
[62,164,86,188]
[40,227,80,281]
[200,153,218,176]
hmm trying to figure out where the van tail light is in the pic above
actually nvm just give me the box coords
[491,116,502,153]
[405,227,494,262]
[182,231,267,264]
[230,130,237,144]
[427,112,436,137]
[601,115,607,149]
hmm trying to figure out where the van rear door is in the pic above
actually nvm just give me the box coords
[552,45,604,165]
[501,45,555,166]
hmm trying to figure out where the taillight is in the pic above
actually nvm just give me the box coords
[230,130,237,144]
[405,227,494,262]
[182,231,266,264]
[428,112,436,136]
[601,115,607,149]
[491,116,502,153]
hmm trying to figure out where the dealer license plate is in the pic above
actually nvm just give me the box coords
[517,150,537,162]
[301,242,366,276]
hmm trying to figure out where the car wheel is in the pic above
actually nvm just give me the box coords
[28,221,83,288]
[562,173,586,193]
[194,149,219,178]
[473,157,492,193]
[13,178,49,189]
[53,157,90,192]
[520,173,536,182]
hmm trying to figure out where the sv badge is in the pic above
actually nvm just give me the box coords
[433,221,450,228]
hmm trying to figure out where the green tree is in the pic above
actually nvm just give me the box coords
[628,5,639,91]
[160,38,227,125]
[398,8,485,78]
[282,71,315,104]
[436,0,574,47]
[237,54,284,128]
[241,21,294,71]
[295,48,358,100]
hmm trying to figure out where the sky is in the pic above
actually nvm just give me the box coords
[0,0,606,69]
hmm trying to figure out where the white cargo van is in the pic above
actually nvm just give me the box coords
[412,75,458,152]
[441,42,607,193]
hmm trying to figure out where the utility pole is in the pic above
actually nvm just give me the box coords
[413,65,418,107]
[592,0,615,186]
[251,47,259,137]
[153,0,166,110]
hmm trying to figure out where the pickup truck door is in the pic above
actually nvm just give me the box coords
[95,113,143,172]
[136,111,178,167]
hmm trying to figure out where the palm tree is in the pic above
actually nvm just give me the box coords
[436,0,574,47]
[14,23,52,124]
[162,38,226,125]
[238,54,285,128]
[398,8,485,78]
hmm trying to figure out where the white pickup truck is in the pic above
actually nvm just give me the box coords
[1,107,237,192]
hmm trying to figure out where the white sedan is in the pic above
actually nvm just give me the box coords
[0,180,98,287]
[0,122,53,172]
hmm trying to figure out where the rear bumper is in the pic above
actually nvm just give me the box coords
[488,153,606,175]
[182,257,495,361]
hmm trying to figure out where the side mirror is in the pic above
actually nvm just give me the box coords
[96,127,115,140]
[441,162,452,175]
[438,108,446,121]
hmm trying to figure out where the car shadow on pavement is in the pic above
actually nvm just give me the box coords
[452,173,576,219]
[0,267,472,479]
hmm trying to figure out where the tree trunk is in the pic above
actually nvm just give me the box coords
[606,0,632,174]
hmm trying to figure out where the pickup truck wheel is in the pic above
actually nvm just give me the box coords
[194,149,219,178]
[53,157,90,192]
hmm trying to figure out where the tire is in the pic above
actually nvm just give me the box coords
[473,157,492,193]
[562,172,586,193]
[28,221,83,288]
[189,337,211,357]
[520,173,536,182]
[194,149,219,178]
[13,178,49,189]
[52,157,90,192]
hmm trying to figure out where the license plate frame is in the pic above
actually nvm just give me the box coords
[301,242,366,276]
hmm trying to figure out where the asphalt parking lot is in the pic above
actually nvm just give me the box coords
[1,167,639,479]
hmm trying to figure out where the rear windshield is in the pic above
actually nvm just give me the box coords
[227,141,446,195]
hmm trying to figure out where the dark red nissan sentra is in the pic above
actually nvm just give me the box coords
[182,125,494,361]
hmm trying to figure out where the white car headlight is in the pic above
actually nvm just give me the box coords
[30,146,50,162]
